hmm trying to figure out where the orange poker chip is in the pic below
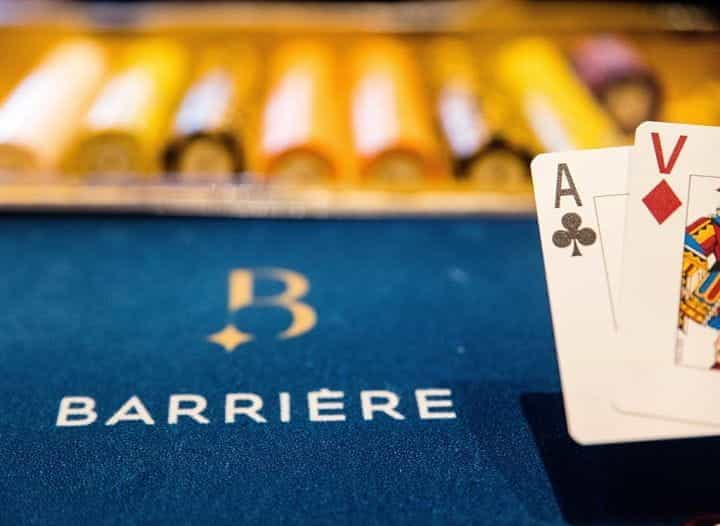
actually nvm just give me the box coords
[256,40,345,185]
[348,38,443,185]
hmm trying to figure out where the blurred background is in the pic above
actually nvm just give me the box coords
[0,0,717,216]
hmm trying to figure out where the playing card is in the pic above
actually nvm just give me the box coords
[618,122,720,427]
[533,146,718,444]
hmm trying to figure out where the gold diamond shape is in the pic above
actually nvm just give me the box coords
[208,324,252,352]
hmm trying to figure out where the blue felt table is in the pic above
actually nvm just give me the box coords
[1,215,718,525]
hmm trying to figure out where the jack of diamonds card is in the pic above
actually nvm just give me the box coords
[618,122,720,427]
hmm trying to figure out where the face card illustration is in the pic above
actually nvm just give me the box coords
[533,146,718,444]
[618,122,720,427]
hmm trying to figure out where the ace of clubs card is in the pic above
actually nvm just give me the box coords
[618,122,720,427]
[533,146,717,444]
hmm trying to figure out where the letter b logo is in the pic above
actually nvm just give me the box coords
[209,268,317,351]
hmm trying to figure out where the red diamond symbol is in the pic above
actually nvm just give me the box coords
[642,179,682,224]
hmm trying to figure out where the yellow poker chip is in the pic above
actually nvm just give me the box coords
[163,47,258,182]
[65,39,188,179]
[460,145,530,190]
[426,38,529,189]
[495,37,621,153]
[169,133,239,183]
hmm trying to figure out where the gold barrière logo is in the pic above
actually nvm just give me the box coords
[208,268,317,351]
[56,270,461,427]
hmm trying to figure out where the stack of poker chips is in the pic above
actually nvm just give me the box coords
[495,37,623,154]
[163,46,258,182]
[63,39,188,179]
[0,39,107,179]
[257,40,345,184]
[425,38,530,190]
[348,38,443,185]
[0,33,671,190]
[570,36,662,134]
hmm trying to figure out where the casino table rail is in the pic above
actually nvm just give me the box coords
[0,181,535,217]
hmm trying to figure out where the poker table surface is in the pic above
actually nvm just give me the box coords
[1,213,718,526]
